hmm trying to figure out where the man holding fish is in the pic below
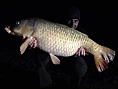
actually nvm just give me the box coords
[4,6,115,89]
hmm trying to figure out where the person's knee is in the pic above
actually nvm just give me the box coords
[75,57,88,78]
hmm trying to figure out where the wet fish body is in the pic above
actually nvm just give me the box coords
[5,18,115,72]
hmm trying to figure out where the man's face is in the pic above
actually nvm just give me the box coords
[67,19,79,29]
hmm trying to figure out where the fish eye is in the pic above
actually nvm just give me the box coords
[16,21,20,25]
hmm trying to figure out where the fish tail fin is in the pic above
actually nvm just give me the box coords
[94,45,115,72]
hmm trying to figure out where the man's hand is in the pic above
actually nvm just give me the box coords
[23,36,38,48]
[29,37,38,48]
[75,47,88,57]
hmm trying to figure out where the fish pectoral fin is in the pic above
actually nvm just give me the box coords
[20,36,33,55]
[49,53,60,65]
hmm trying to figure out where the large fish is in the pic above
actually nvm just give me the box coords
[4,18,115,72]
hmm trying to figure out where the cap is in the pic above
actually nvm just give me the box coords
[68,6,80,20]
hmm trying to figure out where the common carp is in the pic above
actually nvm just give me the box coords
[4,18,115,72]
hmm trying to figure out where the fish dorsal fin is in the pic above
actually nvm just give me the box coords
[20,36,33,55]
[49,53,60,65]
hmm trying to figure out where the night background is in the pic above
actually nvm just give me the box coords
[0,0,118,89]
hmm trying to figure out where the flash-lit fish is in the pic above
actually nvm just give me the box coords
[4,18,115,72]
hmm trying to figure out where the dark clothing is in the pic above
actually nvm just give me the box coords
[31,43,88,89]
[49,55,87,88]
[35,49,52,88]
[69,56,88,88]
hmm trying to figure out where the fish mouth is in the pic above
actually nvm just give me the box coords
[4,26,22,37]
[4,26,16,35]
[4,26,11,33]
